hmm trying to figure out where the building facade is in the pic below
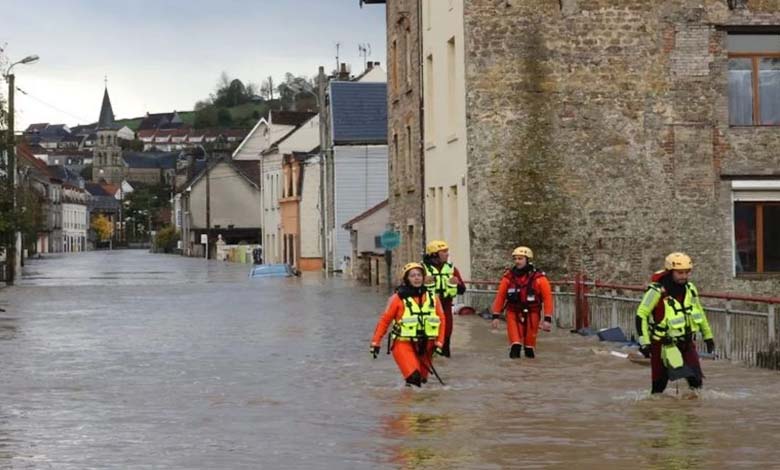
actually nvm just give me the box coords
[463,0,780,294]
[62,185,88,252]
[423,0,471,280]
[367,0,427,276]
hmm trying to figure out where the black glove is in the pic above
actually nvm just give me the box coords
[370,345,380,359]
[705,339,715,354]
[639,345,651,358]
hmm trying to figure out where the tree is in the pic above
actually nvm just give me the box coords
[91,214,113,242]
[154,225,180,253]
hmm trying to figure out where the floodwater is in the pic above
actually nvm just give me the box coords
[0,250,778,469]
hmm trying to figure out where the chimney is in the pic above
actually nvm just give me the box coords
[338,63,350,80]
[367,61,374,71]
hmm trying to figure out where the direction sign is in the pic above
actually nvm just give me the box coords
[379,230,401,250]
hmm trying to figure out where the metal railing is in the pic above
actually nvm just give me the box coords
[460,277,780,370]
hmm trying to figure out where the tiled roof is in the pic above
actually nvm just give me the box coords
[330,81,387,145]
[270,110,317,127]
[123,151,178,169]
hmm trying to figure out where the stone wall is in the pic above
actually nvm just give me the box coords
[386,0,425,276]
[464,0,780,295]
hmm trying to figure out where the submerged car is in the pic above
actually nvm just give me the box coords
[249,264,298,278]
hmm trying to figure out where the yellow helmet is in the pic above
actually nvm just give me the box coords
[664,252,693,271]
[401,262,425,279]
[425,240,449,255]
[512,246,534,259]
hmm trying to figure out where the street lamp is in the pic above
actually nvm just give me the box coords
[4,54,39,285]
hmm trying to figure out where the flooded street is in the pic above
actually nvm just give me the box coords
[1,251,779,469]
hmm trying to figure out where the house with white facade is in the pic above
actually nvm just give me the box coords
[422,0,471,279]
[178,156,262,258]
[234,111,316,161]
[259,111,320,264]
[327,80,389,272]
[62,184,88,252]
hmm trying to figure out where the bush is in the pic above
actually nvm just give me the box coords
[154,225,180,253]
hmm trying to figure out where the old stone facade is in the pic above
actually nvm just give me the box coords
[378,0,426,278]
[464,0,780,295]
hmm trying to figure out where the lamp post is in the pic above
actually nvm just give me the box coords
[4,54,39,285]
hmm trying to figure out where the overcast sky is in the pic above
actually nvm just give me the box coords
[2,0,386,129]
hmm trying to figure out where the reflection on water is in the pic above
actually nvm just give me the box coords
[0,251,778,469]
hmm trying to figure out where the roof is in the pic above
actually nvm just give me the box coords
[182,156,260,192]
[342,199,389,229]
[47,165,83,186]
[330,81,387,145]
[270,110,317,127]
[138,111,183,130]
[97,87,116,129]
[25,123,49,133]
[122,151,178,170]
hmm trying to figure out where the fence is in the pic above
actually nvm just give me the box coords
[461,276,780,370]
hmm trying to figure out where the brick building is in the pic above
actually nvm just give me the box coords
[464,0,780,294]
[363,0,426,277]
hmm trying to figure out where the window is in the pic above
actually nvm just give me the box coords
[728,33,780,126]
[447,37,457,135]
[425,54,435,143]
[733,180,780,273]
[391,39,398,94]
[393,132,400,190]
[405,28,413,89]
[405,124,413,186]
[735,202,780,273]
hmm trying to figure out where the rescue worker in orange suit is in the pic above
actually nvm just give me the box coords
[370,263,447,387]
[422,240,466,357]
[636,252,715,394]
[490,246,554,358]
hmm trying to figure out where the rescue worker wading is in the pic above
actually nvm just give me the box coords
[490,246,554,359]
[422,240,466,357]
[636,252,715,394]
[370,263,447,387]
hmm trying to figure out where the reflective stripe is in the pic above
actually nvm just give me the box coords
[396,295,440,339]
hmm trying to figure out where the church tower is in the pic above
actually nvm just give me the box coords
[91,86,123,184]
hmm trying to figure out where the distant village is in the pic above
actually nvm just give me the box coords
[13,61,388,282]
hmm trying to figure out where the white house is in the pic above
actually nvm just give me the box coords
[259,111,320,263]
[62,184,88,252]
[328,80,388,272]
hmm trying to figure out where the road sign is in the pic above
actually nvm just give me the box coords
[200,234,208,244]
[379,230,401,251]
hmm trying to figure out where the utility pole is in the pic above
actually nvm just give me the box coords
[5,73,16,284]
[205,151,211,260]
[317,66,328,274]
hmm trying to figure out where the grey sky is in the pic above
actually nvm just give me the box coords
[2,0,386,129]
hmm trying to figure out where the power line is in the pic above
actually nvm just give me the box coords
[14,86,91,124]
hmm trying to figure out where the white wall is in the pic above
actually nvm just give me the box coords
[189,162,262,228]
[262,152,283,263]
[423,0,471,279]
[233,120,269,161]
[300,157,322,259]
[351,204,389,255]
[333,145,388,265]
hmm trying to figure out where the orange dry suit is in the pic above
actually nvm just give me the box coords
[371,288,446,386]
[492,265,554,355]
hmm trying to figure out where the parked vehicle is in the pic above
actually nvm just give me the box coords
[249,264,298,278]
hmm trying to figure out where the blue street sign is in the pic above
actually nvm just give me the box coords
[380,230,401,250]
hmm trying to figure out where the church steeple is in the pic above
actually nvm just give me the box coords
[97,86,115,129]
